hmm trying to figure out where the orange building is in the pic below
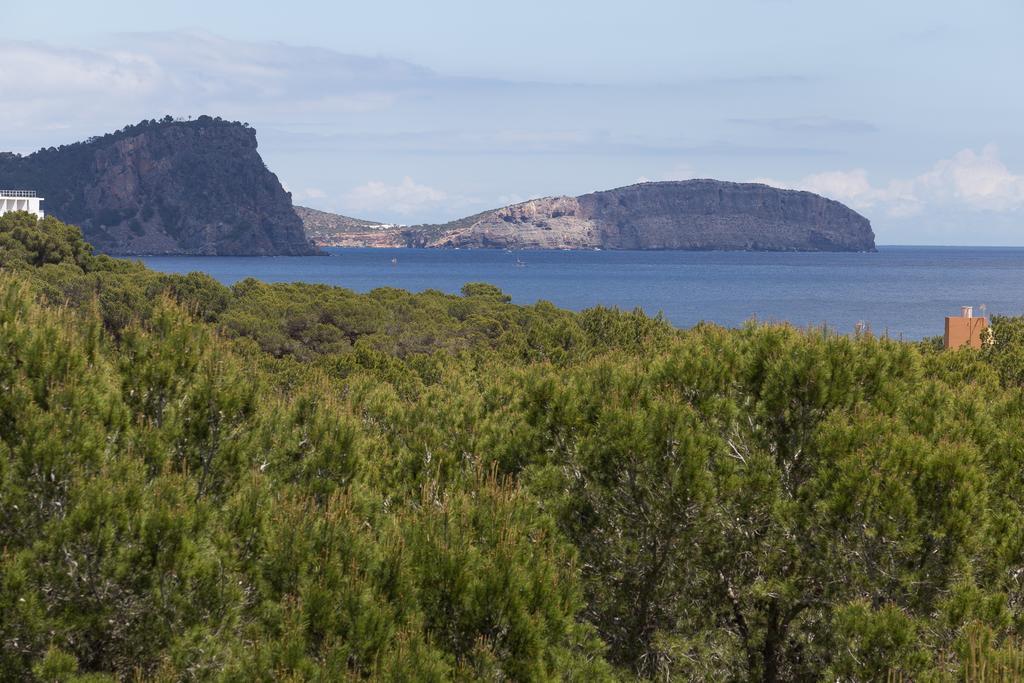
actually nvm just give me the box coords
[944,306,989,350]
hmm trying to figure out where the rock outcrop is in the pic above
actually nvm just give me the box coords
[405,180,876,251]
[0,117,317,255]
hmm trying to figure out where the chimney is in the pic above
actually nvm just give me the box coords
[961,306,973,318]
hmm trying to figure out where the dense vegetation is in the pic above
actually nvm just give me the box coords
[5,211,1024,680]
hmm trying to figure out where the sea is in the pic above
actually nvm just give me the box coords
[138,246,1024,340]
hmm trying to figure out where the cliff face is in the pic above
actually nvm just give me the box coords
[422,196,602,249]
[406,180,876,252]
[0,118,317,255]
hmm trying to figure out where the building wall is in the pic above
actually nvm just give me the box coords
[0,197,44,219]
[944,316,988,350]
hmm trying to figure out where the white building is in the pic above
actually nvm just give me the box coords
[0,190,44,219]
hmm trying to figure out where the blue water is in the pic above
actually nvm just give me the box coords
[138,246,1024,340]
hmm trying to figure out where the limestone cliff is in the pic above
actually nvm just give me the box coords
[0,117,317,255]
[405,180,876,252]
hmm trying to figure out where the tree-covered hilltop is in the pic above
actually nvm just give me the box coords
[5,211,1024,680]
[0,117,316,256]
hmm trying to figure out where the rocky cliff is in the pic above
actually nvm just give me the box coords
[405,180,876,251]
[0,117,317,255]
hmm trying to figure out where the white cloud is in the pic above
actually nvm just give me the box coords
[756,146,1024,218]
[109,31,432,101]
[342,177,449,216]
[914,145,1024,212]
[0,31,433,144]
[1,43,161,96]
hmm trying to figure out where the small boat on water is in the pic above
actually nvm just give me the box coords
[391,257,398,265]
[514,258,526,268]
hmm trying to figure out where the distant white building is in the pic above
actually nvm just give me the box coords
[0,190,44,219]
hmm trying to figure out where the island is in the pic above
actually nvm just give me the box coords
[303,180,876,252]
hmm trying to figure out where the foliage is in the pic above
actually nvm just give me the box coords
[5,213,1024,680]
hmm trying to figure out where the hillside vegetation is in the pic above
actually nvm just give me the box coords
[295,206,402,248]
[0,117,315,256]
[5,211,1024,680]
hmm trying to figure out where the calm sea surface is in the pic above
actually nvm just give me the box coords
[138,246,1024,340]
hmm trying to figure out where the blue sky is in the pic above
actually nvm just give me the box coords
[3,0,1022,244]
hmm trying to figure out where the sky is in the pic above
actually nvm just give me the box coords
[2,0,1022,244]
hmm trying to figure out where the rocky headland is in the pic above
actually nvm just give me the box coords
[402,180,876,251]
[300,180,875,252]
[0,117,317,256]
[2,118,873,255]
